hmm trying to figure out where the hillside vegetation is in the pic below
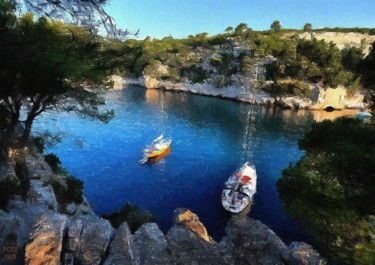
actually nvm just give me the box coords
[103,23,375,103]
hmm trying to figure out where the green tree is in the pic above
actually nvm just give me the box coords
[277,118,375,264]
[0,4,113,159]
[270,20,282,32]
[360,41,375,104]
[303,23,313,32]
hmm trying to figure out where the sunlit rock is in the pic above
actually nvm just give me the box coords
[110,75,125,90]
[144,75,160,89]
[288,242,327,265]
[25,213,68,265]
[174,208,214,243]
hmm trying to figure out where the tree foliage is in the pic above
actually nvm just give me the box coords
[270,20,282,32]
[277,118,375,264]
[102,202,158,233]
[0,3,113,159]
[9,0,132,39]
[303,23,312,32]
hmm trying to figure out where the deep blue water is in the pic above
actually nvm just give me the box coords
[34,86,315,242]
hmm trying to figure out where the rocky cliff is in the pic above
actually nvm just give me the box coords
[0,148,326,265]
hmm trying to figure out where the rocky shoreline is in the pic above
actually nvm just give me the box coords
[111,75,369,111]
[0,148,326,265]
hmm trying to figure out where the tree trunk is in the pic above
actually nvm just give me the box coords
[19,115,35,146]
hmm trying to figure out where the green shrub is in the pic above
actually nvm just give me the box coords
[50,174,83,211]
[102,202,158,233]
[32,137,45,153]
[44,153,61,173]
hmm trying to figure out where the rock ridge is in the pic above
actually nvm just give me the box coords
[0,149,326,265]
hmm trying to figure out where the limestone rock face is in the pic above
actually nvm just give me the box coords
[0,197,53,261]
[131,223,173,265]
[27,179,58,211]
[167,225,229,265]
[103,223,133,265]
[105,222,173,265]
[110,75,124,90]
[26,153,53,181]
[225,216,289,265]
[0,164,18,182]
[67,215,114,265]
[25,213,68,265]
[144,75,160,89]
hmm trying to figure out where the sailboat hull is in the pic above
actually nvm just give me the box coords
[146,144,171,158]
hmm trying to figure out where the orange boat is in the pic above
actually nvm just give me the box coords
[139,135,172,164]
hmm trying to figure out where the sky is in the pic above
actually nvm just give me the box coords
[105,0,375,39]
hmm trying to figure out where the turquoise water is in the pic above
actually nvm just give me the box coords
[34,86,314,242]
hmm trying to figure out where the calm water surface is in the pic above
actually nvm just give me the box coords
[34,86,315,242]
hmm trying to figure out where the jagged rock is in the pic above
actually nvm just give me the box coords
[67,215,113,265]
[103,223,133,265]
[131,223,173,265]
[288,242,327,265]
[225,216,289,265]
[166,225,228,265]
[0,196,54,264]
[65,202,77,215]
[25,212,68,265]
[25,153,53,181]
[0,211,24,264]
[174,208,215,243]
[110,75,125,90]
[144,75,160,89]
[27,179,58,211]
[65,197,94,217]
[0,164,18,182]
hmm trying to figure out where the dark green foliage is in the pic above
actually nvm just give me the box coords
[181,65,209,84]
[65,176,84,204]
[313,27,375,35]
[32,137,45,153]
[102,203,158,233]
[270,20,282,32]
[51,174,84,210]
[44,153,61,173]
[0,3,113,151]
[342,46,364,73]
[303,23,312,32]
[277,117,375,264]
[360,42,375,104]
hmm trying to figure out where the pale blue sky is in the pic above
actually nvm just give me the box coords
[105,0,375,39]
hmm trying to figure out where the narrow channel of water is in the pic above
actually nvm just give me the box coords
[34,86,316,242]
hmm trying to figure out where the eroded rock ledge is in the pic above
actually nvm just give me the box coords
[0,150,326,265]
[111,75,369,111]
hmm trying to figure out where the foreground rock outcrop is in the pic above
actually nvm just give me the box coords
[0,149,326,265]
